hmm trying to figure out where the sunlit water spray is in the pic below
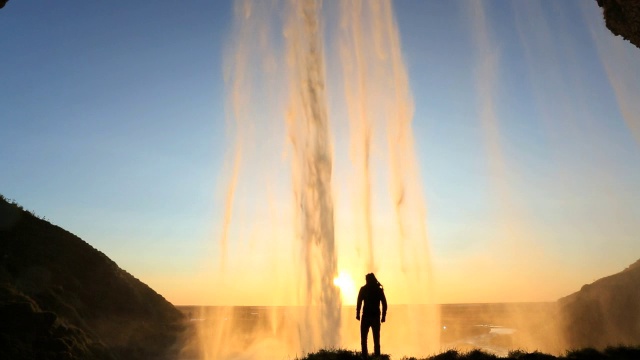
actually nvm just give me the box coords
[285,0,341,349]
[192,0,438,359]
[187,1,640,359]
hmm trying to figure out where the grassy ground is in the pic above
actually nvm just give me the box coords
[297,346,640,360]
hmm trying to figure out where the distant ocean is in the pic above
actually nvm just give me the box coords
[177,302,558,359]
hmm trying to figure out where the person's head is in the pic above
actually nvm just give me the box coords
[365,273,377,285]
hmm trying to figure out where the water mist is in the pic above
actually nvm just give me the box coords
[284,0,341,349]
[193,0,439,358]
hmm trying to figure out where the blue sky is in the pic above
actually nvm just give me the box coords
[1,1,232,278]
[1,1,639,305]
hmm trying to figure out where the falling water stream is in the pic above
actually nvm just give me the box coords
[284,0,341,349]
[195,0,438,359]
[190,0,640,359]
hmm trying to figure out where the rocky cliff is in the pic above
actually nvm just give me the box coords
[597,0,640,49]
[559,258,640,349]
[0,196,185,360]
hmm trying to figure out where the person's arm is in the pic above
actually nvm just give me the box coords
[356,287,363,320]
[380,288,387,322]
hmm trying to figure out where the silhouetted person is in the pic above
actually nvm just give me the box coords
[356,273,387,358]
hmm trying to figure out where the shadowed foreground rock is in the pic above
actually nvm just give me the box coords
[559,258,640,349]
[596,0,640,49]
[0,196,185,360]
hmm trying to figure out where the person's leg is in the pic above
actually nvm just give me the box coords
[360,318,370,357]
[372,318,381,356]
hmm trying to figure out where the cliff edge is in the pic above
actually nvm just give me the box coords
[559,258,640,349]
[0,196,185,360]
[597,0,640,49]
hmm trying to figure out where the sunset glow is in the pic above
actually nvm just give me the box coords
[334,270,356,305]
[2,0,640,359]
[2,0,639,319]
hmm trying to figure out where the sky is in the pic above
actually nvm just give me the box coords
[1,1,639,306]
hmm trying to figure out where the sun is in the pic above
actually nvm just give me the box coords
[333,270,357,305]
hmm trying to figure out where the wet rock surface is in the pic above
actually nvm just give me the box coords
[597,0,640,49]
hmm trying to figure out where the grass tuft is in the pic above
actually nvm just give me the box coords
[565,348,606,360]
[428,349,460,360]
[300,346,640,360]
[297,348,374,360]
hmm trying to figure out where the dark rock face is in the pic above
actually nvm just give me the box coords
[559,259,640,349]
[0,197,185,360]
[596,0,640,49]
